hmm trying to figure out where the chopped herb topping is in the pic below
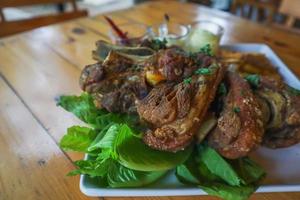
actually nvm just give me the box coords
[184,77,192,84]
[218,83,227,96]
[149,38,167,51]
[287,86,300,96]
[195,68,211,75]
[245,74,260,88]
[188,52,203,66]
[199,44,213,56]
[233,107,241,113]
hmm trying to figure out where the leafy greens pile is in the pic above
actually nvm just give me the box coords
[58,93,265,200]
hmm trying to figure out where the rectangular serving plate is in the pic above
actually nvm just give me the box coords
[80,43,300,197]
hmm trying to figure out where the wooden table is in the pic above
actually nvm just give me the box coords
[0,1,300,200]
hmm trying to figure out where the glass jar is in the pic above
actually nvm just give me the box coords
[148,22,190,47]
[185,20,224,55]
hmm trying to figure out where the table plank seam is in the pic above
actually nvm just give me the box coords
[43,40,83,71]
[75,21,109,40]
[0,71,77,168]
[0,52,105,200]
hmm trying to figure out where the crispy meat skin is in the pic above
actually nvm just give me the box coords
[209,72,264,159]
[79,62,104,92]
[145,48,213,82]
[80,51,148,114]
[257,77,300,148]
[137,82,193,127]
[141,64,226,152]
[80,48,214,114]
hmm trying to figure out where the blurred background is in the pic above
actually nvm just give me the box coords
[1,0,299,38]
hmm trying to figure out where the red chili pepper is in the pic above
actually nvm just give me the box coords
[104,16,128,40]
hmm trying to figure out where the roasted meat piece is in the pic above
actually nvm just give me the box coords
[81,46,217,114]
[79,62,105,93]
[219,50,281,80]
[139,64,226,152]
[144,47,214,84]
[80,51,148,114]
[256,77,300,148]
[208,72,265,159]
[137,82,193,127]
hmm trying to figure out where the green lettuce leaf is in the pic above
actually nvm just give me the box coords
[197,157,258,200]
[97,124,120,149]
[70,155,167,188]
[87,125,111,152]
[57,93,105,125]
[60,126,96,152]
[68,158,112,178]
[176,144,265,200]
[58,93,173,187]
[200,183,256,200]
[229,158,266,185]
[116,124,193,172]
[57,93,140,129]
[197,144,242,186]
[176,161,256,200]
[107,162,166,188]
[176,165,199,185]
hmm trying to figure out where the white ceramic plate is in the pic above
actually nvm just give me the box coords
[80,43,300,197]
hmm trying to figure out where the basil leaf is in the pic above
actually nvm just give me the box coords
[229,158,266,185]
[60,126,96,152]
[107,162,166,188]
[176,146,264,200]
[68,159,112,178]
[116,124,193,171]
[198,144,242,186]
[87,124,112,152]
[57,93,105,125]
[97,124,120,149]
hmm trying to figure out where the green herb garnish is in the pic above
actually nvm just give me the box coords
[218,83,227,96]
[199,44,213,56]
[195,68,211,75]
[149,38,167,51]
[244,74,260,88]
[184,77,192,84]
[176,144,266,200]
[233,107,241,113]
[58,93,192,182]
[57,90,267,198]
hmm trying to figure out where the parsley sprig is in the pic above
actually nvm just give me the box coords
[195,68,211,75]
[233,107,241,113]
[199,44,213,56]
[245,74,260,88]
[184,77,192,84]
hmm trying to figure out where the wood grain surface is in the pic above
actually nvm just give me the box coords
[0,1,299,200]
